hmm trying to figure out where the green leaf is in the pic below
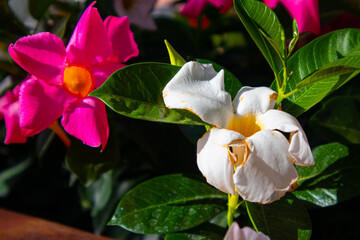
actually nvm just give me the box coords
[296,65,360,89]
[90,63,206,125]
[288,19,299,57]
[294,143,360,207]
[65,134,120,186]
[28,0,54,20]
[245,195,312,240]
[196,59,242,98]
[234,0,284,73]
[165,223,226,240]
[310,96,360,144]
[109,174,227,234]
[280,29,360,117]
[165,40,186,67]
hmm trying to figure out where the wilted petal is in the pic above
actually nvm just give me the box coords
[8,32,65,85]
[197,128,245,195]
[233,86,277,116]
[264,0,320,34]
[259,109,314,166]
[61,96,109,150]
[104,16,139,63]
[0,90,27,144]
[19,78,67,136]
[234,130,298,204]
[224,222,270,240]
[163,61,234,128]
[66,2,112,66]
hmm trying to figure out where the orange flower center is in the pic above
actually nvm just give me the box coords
[63,66,94,98]
[227,114,263,138]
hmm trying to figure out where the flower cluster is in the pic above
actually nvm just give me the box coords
[5,2,138,150]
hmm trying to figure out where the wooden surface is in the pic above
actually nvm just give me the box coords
[0,208,116,240]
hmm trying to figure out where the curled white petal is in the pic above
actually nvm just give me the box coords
[197,128,245,195]
[259,109,314,166]
[233,86,278,116]
[234,130,298,204]
[163,61,234,128]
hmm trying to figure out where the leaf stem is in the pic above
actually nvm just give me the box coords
[245,201,259,232]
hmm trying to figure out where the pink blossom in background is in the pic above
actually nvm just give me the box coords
[114,0,157,30]
[264,0,320,34]
[0,83,27,144]
[224,222,270,240]
[8,2,139,150]
[180,0,233,18]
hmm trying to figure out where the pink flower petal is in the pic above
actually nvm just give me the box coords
[66,2,112,66]
[8,32,66,85]
[61,96,109,150]
[19,77,68,136]
[104,16,139,63]
[91,61,126,89]
[0,90,27,144]
[264,0,320,34]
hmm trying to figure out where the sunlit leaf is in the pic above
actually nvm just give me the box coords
[90,63,206,125]
[165,40,186,67]
[294,143,360,207]
[279,29,360,117]
[109,174,227,234]
[234,0,284,73]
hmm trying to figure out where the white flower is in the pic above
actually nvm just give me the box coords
[163,61,314,204]
[224,222,270,240]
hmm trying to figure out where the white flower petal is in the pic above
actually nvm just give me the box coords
[197,128,245,195]
[163,61,234,128]
[234,130,298,204]
[233,86,278,116]
[259,109,314,166]
[225,222,270,240]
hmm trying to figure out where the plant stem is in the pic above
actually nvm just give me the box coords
[227,194,239,227]
[49,120,71,148]
[245,201,259,232]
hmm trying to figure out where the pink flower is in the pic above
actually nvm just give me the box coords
[0,83,27,144]
[8,2,139,150]
[264,0,320,34]
[180,0,233,18]
[224,222,270,240]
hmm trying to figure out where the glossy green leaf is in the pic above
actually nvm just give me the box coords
[196,59,242,98]
[165,40,186,67]
[310,96,360,144]
[280,29,360,117]
[109,174,227,234]
[65,134,120,186]
[165,223,226,240]
[245,195,312,240]
[90,63,206,125]
[234,0,284,73]
[296,65,360,89]
[294,143,360,207]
